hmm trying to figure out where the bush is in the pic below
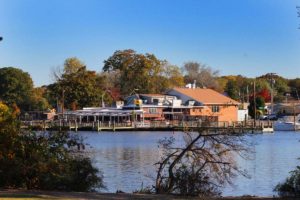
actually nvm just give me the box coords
[0,102,104,191]
[275,166,300,197]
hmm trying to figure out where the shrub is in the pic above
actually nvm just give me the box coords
[275,166,300,197]
[0,102,104,191]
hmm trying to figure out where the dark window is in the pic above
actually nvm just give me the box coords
[212,105,220,113]
[149,108,157,113]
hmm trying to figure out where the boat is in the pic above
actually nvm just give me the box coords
[274,115,300,131]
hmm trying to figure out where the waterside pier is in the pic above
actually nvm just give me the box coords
[21,120,274,133]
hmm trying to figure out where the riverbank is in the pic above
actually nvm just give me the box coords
[0,190,287,200]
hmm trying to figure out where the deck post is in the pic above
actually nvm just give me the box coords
[75,120,78,132]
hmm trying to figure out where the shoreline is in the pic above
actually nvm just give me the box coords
[0,189,285,200]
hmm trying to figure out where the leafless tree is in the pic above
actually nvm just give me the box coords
[183,62,219,89]
[155,127,252,197]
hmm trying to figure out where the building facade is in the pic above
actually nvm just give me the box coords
[166,87,240,123]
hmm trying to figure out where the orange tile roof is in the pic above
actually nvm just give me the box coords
[172,88,240,105]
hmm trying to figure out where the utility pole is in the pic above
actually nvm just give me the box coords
[266,73,276,114]
[270,74,276,114]
[254,80,257,127]
[293,102,296,131]
[62,89,65,120]
[246,85,249,103]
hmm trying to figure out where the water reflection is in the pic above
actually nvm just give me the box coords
[80,131,300,196]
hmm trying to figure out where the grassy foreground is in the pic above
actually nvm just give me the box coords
[0,190,294,200]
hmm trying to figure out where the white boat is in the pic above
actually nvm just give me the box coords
[274,115,300,131]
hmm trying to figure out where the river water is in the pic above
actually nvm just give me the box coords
[80,131,300,196]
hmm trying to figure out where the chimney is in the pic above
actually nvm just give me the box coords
[185,83,192,89]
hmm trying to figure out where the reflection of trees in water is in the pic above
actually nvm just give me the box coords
[82,132,300,195]
[91,147,160,192]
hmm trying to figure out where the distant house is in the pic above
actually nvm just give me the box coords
[166,87,240,123]
[271,103,300,116]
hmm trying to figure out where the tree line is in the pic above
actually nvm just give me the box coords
[0,49,299,113]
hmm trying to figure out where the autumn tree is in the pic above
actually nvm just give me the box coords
[103,49,166,95]
[258,74,289,102]
[182,62,219,90]
[30,86,51,111]
[64,57,85,74]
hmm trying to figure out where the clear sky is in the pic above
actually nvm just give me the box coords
[0,0,300,86]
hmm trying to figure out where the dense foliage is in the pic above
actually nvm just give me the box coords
[103,49,184,95]
[0,67,50,112]
[0,102,104,191]
[1,50,300,112]
[275,166,300,197]
[0,67,32,111]
[47,58,106,110]
[248,96,266,119]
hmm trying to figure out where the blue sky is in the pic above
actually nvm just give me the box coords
[0,0,299,86]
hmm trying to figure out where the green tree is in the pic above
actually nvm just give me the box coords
[0,67,34,111]
[288,78,300,99]
[224,80,240,100]
[248,96,265,119]
[48,63,105,110]
[218,75,251,102]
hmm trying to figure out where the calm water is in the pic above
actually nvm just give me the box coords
[80,131,300,196]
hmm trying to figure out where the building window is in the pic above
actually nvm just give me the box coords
[149,108,157,114]
[212,105,220,113]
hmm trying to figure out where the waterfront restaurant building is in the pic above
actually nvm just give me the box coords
[63,87,240,124]
[166,87,240,123]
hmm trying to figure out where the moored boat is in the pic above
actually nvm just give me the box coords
[274,115,300,131]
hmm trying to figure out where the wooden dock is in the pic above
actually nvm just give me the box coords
[20,120,274,133]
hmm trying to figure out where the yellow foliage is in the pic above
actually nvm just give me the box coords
[0,101,10,123]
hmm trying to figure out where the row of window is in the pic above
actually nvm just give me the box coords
[149,106,220,114]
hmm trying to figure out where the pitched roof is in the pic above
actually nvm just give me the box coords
[140,94,166,97]
[171,88,240,105]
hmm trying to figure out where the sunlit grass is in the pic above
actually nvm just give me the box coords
[0,194,76,200]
